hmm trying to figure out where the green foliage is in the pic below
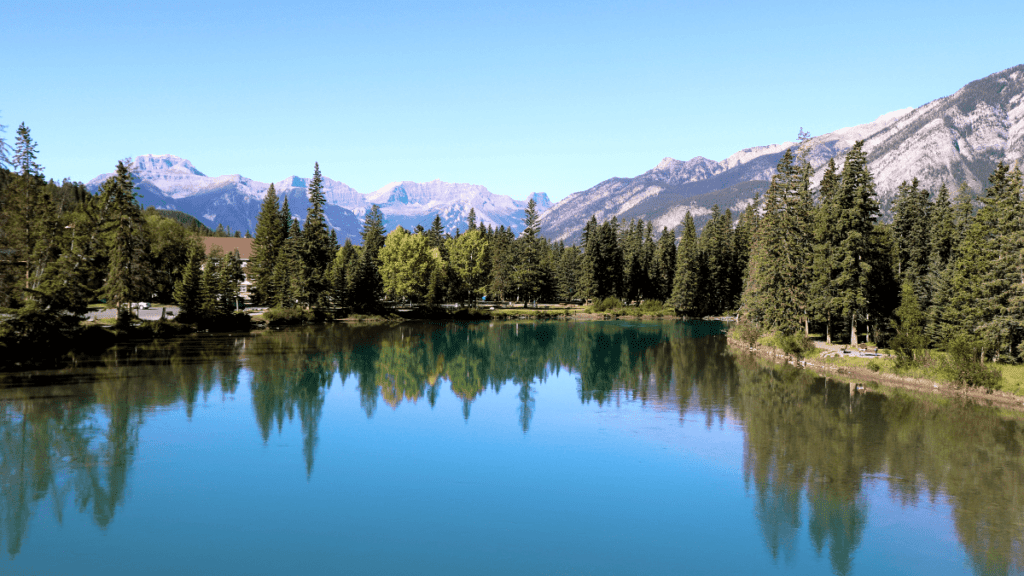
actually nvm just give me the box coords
[98,159,151,325]
[890,280,929,368]
[730,320,763,348]
[668,212,702,316]
[941,333,1002,390]
[740,149,813,334]
[867,360,881,372]
[772,332,815,359]
[590,297,622,313]
[262,306,317,326]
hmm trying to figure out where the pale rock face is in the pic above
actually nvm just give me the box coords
[86,156,550,239]
[542,64,1024,242]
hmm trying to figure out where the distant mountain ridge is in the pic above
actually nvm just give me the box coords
[541,64,1024,243]
[87,156,552,240]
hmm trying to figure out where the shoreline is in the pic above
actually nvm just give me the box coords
[727,337,1024,412]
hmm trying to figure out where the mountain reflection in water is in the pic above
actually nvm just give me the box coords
[1,320,1022,575]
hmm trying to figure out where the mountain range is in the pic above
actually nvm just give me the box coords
[87,64,1023,245]
[86,157,553,240]
[541,64,1024,243]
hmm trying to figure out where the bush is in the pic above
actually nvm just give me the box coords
[639,299,664,313]
[941,334,1002,390]
[867,360,881,372]
[774,332,815,360]
[262,307,315,326]
[730,320,763,348]
[590,297,622,313]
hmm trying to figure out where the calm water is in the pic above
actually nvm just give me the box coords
[1,320,1022,575]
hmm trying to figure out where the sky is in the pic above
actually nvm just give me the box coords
[2,0,1022,203]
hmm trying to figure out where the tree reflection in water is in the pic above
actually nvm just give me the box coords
[0,320,1022,575]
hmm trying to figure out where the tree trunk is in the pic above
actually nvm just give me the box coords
[825,314,832,345]
[850,313,858,346]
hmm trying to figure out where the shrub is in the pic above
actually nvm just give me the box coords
[867,360,881,372]
[590,297,622,313]
[262,307,314,326]
[639,299,664,313]
[730,320,763,348]
[775,332,815,360]
[941,334,1002,390]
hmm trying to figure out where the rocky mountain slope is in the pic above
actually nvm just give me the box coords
[541,64,1024,243]
[87,157,551,240]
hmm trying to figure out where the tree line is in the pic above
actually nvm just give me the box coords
[0,120,248,355]
[4,113,1023,374]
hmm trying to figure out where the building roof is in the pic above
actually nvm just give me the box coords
[202,237,255,260]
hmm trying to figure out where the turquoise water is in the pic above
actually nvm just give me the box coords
[1,320,1022,575]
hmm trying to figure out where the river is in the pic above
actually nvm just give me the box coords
[0,320,1021,575]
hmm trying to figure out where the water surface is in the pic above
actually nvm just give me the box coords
[1,320,1022,575]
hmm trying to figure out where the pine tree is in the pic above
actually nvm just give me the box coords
[700,206,733,314]
[649,227,676,302]
[945,163,1024,360]
[555,243,582,302]
[488,225,515,301]
[740,149,814,334]
[512,198,544,305]
[810,159,841,343]
[298,163,333,309]
[426,215,446,250]
[892,178,932,301]
[731,195,759,305]
[467,207,477,231]
[250,183,283,305]
[173,238,204,319]
[272,218,302,308]
[668,212,702,316]
[352,204,385,310]
[329,239,359,309]
[621,219,645,305]
[12,123,43,177]
[98,160,151,324]
[832,141,880,345]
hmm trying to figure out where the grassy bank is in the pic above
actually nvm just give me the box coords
[728,330,1024,410]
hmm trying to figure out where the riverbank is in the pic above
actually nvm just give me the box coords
[727,336,1024,412]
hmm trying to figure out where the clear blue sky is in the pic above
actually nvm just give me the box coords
[2,0,1021,202]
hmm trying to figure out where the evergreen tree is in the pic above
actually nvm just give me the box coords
[250,183,283,305]
[832,141,881,345]
[555,243,582,302]
[271,218,302,307]
[668,212,702,316]
[731,195,759,305]
[426,215,446,250]
[173,238,204,318]
[488,225,515,300]
[740,149,814,334]
[700,206,734,314]
[12,123,43,177]
[467,207,477,231]
[298,163,333,309]
[945,164,1024,360]
[98,160,151,324]
[512,198,544,305]
[578,216,599,300]
[329,239,359,309]
[891,178,932,301]
[620,219,645,305]
[810,159,842,343]
[352,205,385,310]
[649,227,676,302]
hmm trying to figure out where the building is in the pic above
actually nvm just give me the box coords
[201,237,255,303]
